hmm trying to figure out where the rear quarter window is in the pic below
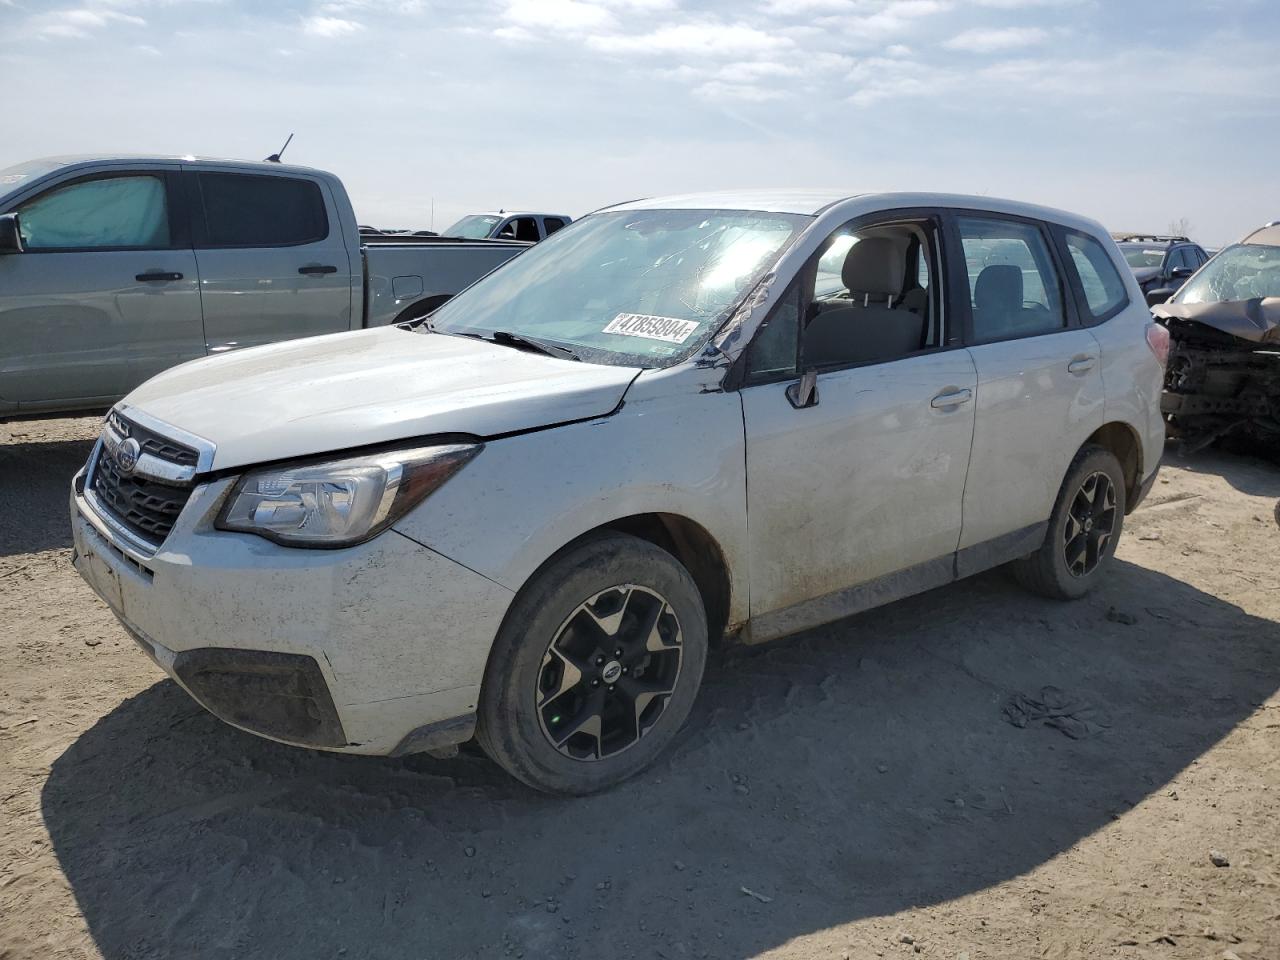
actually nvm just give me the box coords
[196,172,329,247]
[1064,230,1129,322]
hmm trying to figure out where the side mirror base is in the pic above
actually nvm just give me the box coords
[0,213,23,254]
[786,368,819,409]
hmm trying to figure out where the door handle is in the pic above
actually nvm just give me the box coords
[298,264,338,275]
[930,388,972,409]
[136,271,183,282]
[1068,356,1097,375]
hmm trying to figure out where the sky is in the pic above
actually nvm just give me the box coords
[2,0,1278,246]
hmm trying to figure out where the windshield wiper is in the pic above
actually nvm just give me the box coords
[485,330,581,362]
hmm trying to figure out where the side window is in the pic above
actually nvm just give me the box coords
[544,217,567,236]
[17,174,170,251]
[1064,230,1128,321]
[957,216,1065,342]
[513,217,541,242]
[196,173,328,247]
[803,219,938,369]
[744,278,801,381]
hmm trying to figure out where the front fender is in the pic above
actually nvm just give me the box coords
[392,380,750,625]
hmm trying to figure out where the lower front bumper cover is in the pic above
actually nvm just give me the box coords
[172,646,346,748]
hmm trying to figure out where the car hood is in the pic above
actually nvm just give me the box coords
[1130,266,1161,284]
[122,327,642,470]
[1153,297,1280,345]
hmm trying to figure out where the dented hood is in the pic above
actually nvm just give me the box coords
[1153,297,1280,344]
[122,327,641,470]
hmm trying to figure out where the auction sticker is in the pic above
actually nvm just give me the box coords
[603,313,700,344]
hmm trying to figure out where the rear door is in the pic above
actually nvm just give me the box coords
[953,212,1104,557]
[0,166,203,406]
[187,168,355,353]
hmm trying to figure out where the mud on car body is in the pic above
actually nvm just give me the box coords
[1154,222,1280,455]
[71,191,1166,794]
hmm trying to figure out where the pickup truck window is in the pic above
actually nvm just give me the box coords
[196,172,328,248]
[497,217,541,242]
[444,215,501,239]
[426,209,809,367]
[17,174,170,250]
[544,217,568,236]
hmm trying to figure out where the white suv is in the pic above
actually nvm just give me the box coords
[70,191,1167,794]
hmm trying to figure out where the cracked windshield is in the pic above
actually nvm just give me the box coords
[424,209,808,366]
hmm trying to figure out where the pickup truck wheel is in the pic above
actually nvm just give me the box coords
[477,533,707,795]
[1011,445,1127,600]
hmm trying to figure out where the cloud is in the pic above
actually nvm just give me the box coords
[502,0,616,31]
[32,6,146,39]
[302,15,364,37]
[943,25,1048,52]
[587,21,792,57]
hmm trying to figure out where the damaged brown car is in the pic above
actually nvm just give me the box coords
[1153,222,1280,455]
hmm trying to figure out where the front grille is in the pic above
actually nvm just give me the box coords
[106,410,198,466]
[90,414,199,547]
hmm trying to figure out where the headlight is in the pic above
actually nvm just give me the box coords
[216,442,481,547]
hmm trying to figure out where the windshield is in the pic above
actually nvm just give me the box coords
[424,208,810,367]
[444,215,501,239]
[0,158,66,207]
[1119,244,1166,269]
[1176,244,1280,304]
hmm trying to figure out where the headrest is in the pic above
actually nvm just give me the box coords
[975,264,1023,312]
[841,237,905,297]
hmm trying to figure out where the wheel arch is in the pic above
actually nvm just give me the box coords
[1083,421,1143,513]
[506,513,736,648]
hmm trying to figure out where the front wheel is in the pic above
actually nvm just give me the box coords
[477,533,708,795]
[1012,445,1127,600]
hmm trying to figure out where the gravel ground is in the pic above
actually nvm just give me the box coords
[2,415,1278,960]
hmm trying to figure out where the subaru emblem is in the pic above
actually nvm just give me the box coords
[115,437,141,475]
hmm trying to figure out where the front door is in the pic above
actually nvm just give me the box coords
[186,168,355,354]
[0,168,203,407]
[740,212,977,639]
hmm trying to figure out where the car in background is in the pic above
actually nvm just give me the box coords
[1154,221,1280,454]
[0,155,529,418]
[70,190,1165,794]
[442,210,572,242]
[1114,234,1210,306]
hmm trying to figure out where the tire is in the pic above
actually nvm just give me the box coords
[476,533,708,795]
[1011,444,1127,600]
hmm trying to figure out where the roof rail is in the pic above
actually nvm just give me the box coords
[1113,234,1190,244]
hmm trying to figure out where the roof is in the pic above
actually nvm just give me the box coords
[603,190,1110,233]
[9,154,328,178]
[1241,223,1280,246]
[462,211,571,220]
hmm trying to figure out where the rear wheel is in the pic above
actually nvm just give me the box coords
[1012,445,1126,600]
[477,533,708,795]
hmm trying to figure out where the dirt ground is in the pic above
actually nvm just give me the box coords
[1,415,1278,960]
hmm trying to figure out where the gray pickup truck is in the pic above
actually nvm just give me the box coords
[0,155,529,417]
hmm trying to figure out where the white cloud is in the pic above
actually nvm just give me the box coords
[502,0,616,31]
[943,25,1048,52]
[302,15,364,37]
[33,6,146,39]
[587,21,792,57]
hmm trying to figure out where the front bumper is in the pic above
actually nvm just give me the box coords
[70,468,514,755]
